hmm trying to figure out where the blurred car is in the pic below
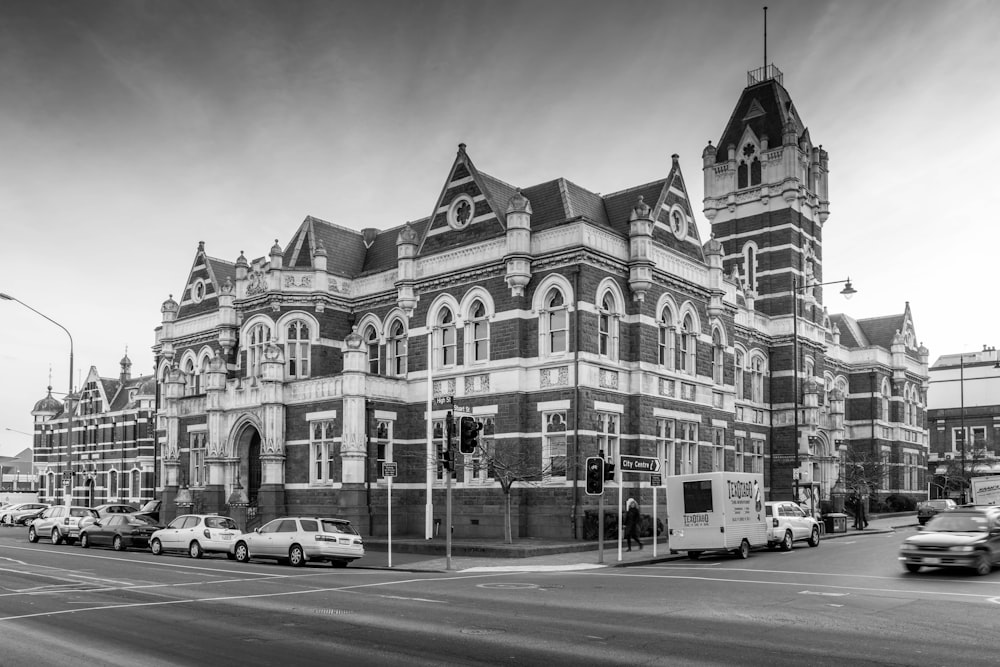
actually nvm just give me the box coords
[80,513,162,551]
[765,500,821,550]
[28,506,99,544]
[917,499,957,525]
[899,506,1000,575]
[150,514,241,559]
[135,499,161,522]
[0,503,50,526]
[234,517,364,567]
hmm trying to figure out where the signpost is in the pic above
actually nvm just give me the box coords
[618,455,663,559]
[383,461,397,567]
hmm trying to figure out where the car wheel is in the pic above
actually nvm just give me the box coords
[151,538,163,555]
[974,553,992,576]
[780,530,793,551]
[27,526,38,543]
[113,535,125,552]
[807,527,820,547]
[289,544,306,567]
[235,542,250,563]
[736,539,750,559]
[189,541,203,559]
[687,551,701,560]
[332,560,348,568]
[904,563,921,574]
[52,528,63,546]
[80,533,90,548]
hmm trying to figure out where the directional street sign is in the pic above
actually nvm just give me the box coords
[619,455,660,473]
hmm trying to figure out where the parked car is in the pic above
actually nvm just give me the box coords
[79,503,140,529]
[765,500,821,550]
[150,514,241,559]
[28,506,99,545]
[233,517,364,567]
[80,513,162,551]
[135,499,161,522]
[917,499,957,525]
[0,503,50,526]
[899,506,1000,575]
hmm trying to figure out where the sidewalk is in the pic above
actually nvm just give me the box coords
[360,512,917,572]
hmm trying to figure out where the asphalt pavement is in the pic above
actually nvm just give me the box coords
[361,511,917,572]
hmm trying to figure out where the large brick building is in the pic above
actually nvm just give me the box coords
[143,62,930,538]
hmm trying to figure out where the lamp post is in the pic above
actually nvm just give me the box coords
[791,276,856,501]
[1,292,75,503]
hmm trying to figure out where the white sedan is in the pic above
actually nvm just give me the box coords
[149,514,241,559]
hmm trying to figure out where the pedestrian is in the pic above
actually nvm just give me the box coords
[850,493,861,529]
[861,493,869,529]
[625,498,642,551]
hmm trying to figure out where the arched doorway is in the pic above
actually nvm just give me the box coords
[234,422,263,505]
[86,478,96,507]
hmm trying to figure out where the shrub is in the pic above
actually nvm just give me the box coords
[884,494,917,512]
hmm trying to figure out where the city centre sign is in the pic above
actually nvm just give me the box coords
[619,455,660,473]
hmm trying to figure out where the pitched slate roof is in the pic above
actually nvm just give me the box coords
[829,313,867,349]
[856,314,907,349]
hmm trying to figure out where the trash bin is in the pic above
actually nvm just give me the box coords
[824,513,847,534]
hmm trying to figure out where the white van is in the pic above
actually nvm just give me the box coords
[666,472,769,559]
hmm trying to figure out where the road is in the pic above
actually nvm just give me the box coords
[2,525,1000,666]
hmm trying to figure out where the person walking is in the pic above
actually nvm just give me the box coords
[625,498,642,551]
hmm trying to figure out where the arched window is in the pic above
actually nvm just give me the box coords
[711,328,724,385]
[199,355,210,391]
[678,313,697,375]
[438,307,456,367]
[735,349,745,399]
[108,470,118,499]
[751,354,766,403]
[750,156,761,185]
[246,322,271,377]
[286,320,310,379]
[388,320,407,376]
[658,307,676,370]
[184,358,196,395]
[131,469,140,498]
[881,379,891,422]
[543,288,568,355]
[738,161,748,189]
[468,299,490,363]
[364,324,380,375]
[743,243,757,293]
[598,292,619,360]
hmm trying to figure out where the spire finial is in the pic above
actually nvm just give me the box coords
[763,6,768,71]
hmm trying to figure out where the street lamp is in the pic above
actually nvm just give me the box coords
[791,276,856,500]
[1,292,75,503]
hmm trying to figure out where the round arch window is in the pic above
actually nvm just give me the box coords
[448,194,475,230]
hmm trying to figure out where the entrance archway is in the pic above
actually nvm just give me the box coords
[86,478,95,507]
[234,423,263,505]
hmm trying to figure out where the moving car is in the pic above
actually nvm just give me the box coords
[28,506,99,544]
[899,506,1000,575]
[765,500,821,550]
[80,513,162,551]
[150,514,241,559]
[917,499,957,525]
[0,503,50,526]
[233,517,364,567]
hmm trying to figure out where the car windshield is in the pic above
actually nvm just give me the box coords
[321,520,358,535]
[926,514,991,532]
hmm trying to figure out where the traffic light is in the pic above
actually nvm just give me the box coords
[585,457,604,495]
[604,458,615,481]
[459,416,480,454]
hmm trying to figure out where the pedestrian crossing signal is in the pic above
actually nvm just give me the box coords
[586,457,604,495]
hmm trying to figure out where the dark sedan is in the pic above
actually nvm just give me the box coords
[79,513,163,551]
[917,499,957,525]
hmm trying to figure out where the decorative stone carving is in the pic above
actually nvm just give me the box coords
[540,366,569,388]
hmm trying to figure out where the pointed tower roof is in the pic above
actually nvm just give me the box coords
[711,67,807,165]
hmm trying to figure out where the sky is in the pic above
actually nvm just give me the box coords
[2,0,999,457]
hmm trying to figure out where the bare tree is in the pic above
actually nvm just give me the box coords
[843,445,887,504]
[477,441,555,544]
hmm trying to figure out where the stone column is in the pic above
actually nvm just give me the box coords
[340,327,369,528]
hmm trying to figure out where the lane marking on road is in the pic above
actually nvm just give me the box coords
[380,594,446,603]
[799,590,848,597]
[635,565,1000,587]
[585,571,1000,602]
[0,571,514,623]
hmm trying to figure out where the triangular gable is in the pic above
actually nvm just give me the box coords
[742,97,766,121]
[416,144,509,257]
[176,243,235,319]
